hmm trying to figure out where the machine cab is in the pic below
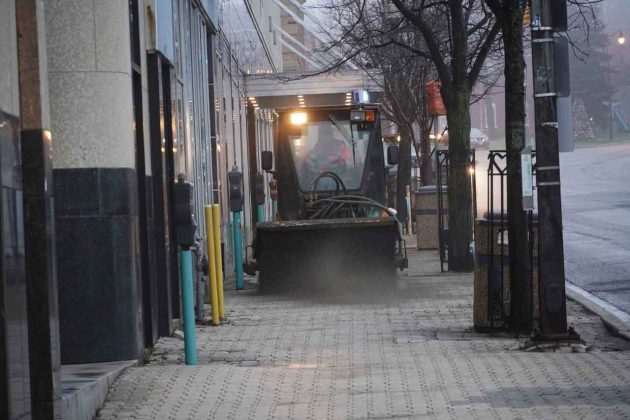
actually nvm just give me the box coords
[272,106,389,220]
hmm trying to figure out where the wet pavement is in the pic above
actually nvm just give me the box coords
[98,248,630,419]
[561,143,630,315]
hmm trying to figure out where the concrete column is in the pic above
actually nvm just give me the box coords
[16,0,62,417]
[46,0,142,364]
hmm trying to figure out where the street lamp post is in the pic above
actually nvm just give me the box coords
[607,32,626,142]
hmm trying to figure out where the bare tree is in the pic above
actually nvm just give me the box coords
[385,0,500,271]
[322,0,436,214]
[304,0,500,270]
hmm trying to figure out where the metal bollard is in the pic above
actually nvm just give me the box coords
[405,185,413,235]
[204,206,220,326]
[233,211,244,290]
[211,204,225,318]
[179,249,197,365]
[257,204,265,223]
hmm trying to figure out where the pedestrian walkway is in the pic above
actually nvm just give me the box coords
[98,248,630,419]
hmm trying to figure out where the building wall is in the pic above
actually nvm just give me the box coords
[0,0,20,117]
[0,111,30,420]
[0,1,284,416]
[2,4,283,414]
[281,0,307,72]
[219,0,283,74]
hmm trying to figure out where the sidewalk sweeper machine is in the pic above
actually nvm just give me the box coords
[251,104,408,292]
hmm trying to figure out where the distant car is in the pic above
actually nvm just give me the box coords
[438,128,489,149]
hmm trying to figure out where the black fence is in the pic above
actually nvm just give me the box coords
[485,150,537,328]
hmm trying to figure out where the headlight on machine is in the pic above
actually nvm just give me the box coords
[290,112,308,125]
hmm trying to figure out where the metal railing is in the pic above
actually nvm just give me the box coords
[486,150,537,328]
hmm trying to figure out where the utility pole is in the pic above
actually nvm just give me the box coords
[530,0,579,341]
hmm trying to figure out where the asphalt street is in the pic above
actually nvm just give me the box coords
[560,143,630,314]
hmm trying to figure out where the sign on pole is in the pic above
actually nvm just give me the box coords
[521,147,534,210]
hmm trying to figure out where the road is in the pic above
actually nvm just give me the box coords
[560,143,630,314]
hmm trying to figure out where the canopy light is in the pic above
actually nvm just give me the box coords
[290,112,308,125]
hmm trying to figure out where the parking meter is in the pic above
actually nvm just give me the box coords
[269,179,278,200]
[173,173,197,249]
[228,168,243,212]
[254,173,265,206]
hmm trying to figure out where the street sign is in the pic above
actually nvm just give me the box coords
[521,147,534,209]
[551,0,568,32]
[554,35,570,97]
[558,96,574,152]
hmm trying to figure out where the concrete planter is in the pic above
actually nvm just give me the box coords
[414,185,447,250]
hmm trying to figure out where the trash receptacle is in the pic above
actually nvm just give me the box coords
[414,185,447,250]
[473,213,539,330]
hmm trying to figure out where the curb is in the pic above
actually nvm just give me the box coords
[62,359,137,420]
[566,282,630,341]
[575,140,629,149]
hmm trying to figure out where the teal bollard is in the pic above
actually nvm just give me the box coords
[233,211,244,289]
[257,204,265,223]
[179,249,197,365]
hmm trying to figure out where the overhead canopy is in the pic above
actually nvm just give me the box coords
[245,70,384,109]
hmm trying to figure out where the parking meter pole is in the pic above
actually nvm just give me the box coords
[228,167,245,291]
[179,248,197,365]
[211,204,225,318]
[233,211,244,290]
[405,185,412,235]
[173,174,198,362]
[257,204,265,223]
[204,206,220,326]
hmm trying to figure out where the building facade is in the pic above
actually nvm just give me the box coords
[1,0,282,417]
[1,0,381,416]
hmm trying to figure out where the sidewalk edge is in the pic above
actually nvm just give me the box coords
[566,282,630,341]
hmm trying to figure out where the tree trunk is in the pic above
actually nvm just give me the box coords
[396,124,413,220]
[503,4,531,332]
[445,88,474,271]
[420,126,434,185]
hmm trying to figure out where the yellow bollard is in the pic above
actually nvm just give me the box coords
[212,204,225,318]
[204,206,220,326]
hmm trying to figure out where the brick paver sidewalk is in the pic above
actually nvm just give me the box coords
[98,249,630,419]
